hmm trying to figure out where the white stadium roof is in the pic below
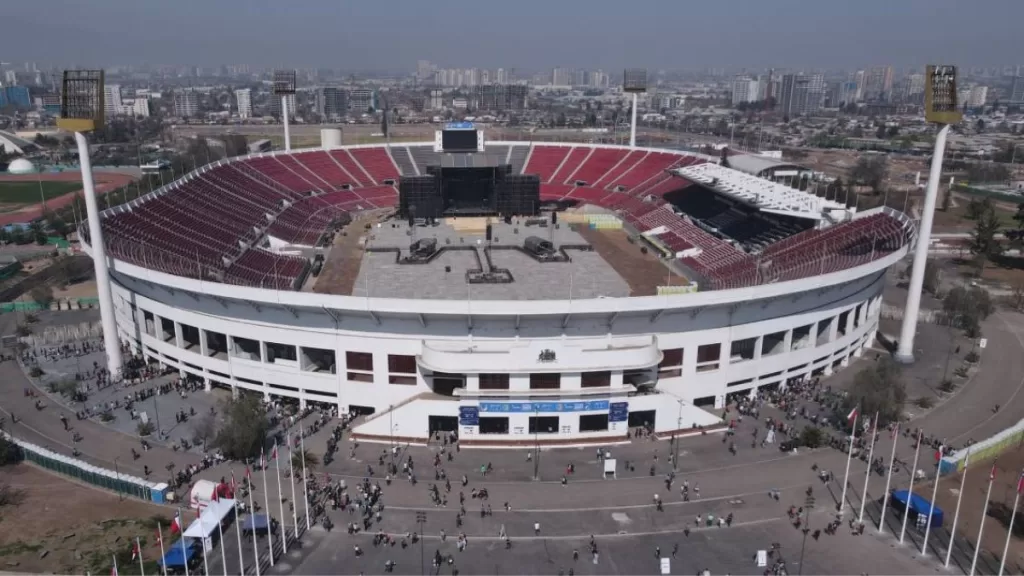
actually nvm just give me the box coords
[673,162,847,221]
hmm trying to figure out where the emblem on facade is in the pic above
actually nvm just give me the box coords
[538,349,556,363]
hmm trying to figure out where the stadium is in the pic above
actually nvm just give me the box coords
[80,125,915,446]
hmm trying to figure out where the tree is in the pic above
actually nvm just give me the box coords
[799,426,825,449]
[212,394,268,460]
[965,197,992,220]
[902,258,940,294]
[291,449,320,477]
[850,155,889,193]
[844,358,907,426]
[875,125,887,139]
[943,285,994,328]
[969,204,1002,266]
[0,434,22,466]
[1011,282,1024,312]
[192,412,217,450]
[29,285,53,308]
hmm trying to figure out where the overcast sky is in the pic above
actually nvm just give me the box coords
[6,0,1022,72]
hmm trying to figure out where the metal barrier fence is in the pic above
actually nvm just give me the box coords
[940,416,1024,475]
[2,430,168,503]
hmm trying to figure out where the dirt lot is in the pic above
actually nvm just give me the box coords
[0,464,172,574]
[929,447,1024,574]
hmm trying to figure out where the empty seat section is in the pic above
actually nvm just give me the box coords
[549,148,590,184]
[540,184,573,201]
[389,147,418,176]
[409,147,441,174]
[244,157,315,194]
[293,151,356,188]
[609,152,681,190]
[564,148,629,185]
[277,154,331,190]
[507,145,531,174]
[350,148,400,184]
[224,249,307,290]
[523,146,571,183]
[592,150,646,188]
[355,185,399,208]
[565,187,610,204]
[327,150,368,186]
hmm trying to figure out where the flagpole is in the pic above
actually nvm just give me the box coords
[998,469,1022,576]
[199,510,209,576]
[300,423,311,530]
[288,433,299,540]
[136,537,145,576]
[879,423,900,533]
[157,523,167,576]
[178,508,190,576]
[971,464,997,576]
[275,440,288,554]
[245,472,261,576]
[112,553,118,576]
[921,441,944,555]
[857,413,879,524]
[899,431,923,544]
[217,510,227,576]
[260,448,275,566]
[838,412,858,517]
[945,450,971,568]
[233,484,245,576]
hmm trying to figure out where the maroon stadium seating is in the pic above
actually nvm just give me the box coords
[562,148,629,185]
[349,148,400,184]
[523,146,571,183]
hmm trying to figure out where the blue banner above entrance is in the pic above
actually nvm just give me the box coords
[478,400,610,414]
[609,402,629,422]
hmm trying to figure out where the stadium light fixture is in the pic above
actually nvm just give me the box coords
[897,65,960,363]
[273,70,297,151]
[623,69,647,148]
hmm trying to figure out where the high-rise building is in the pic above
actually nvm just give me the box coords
[863,66,894,102]
[3,70,17,85]
[417,60,433,80]
[429,89,444,110]
[837,81,859,106]
[473,84,528,112]
[235,88,252,119]
[348,88,375,113]
[779,74,822,117]
[551,67,571,86]
[969,85,988,108]
[316,87,347,119]
[104,84,124,114]
[1011,76,1024,103]
[731,77,760,105]
[495,68,508,84]
[481,70,490,85]
[173,89,199,117]
[132,97,151,118]
[572,69,587,87]
[590,70,609,89]
[853,70,866,101]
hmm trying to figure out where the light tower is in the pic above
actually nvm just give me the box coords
[623,68,647,148]
[273,70,297,151]
[59,70,123,378]
[896,65,962,363]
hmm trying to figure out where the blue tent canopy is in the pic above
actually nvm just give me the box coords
[242,514,271,532]
[158,539,197,568]
[891,489,944,528]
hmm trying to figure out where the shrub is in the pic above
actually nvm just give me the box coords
[939,380,956,393]
[136,421,155,437]
[28,366,44,377]
[800,426,826,449]
[965,351,980,363]
[99,412,115,423]
[954,366,970,378]
[916,397,935,409]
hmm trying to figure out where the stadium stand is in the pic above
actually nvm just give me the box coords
[549,147,591,184]
[328,150,370,186]
[390,146,418,176]
[522,146,571,183]
[563,147,629,185]
[349,148,401,184]
[293,151,358,188]
[508,145,531,174]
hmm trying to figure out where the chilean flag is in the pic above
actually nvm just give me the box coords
[271,445,278,461]
[131,539,140,561]
[990,463,998,481]
[1017,470,1024,494]
[170,510,183,535]
[846,407,858,428]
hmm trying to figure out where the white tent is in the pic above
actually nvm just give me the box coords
[183,498,237,550]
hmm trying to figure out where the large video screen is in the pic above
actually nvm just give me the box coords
[442,130,478,151]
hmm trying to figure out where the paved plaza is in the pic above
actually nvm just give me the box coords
[3,295,1024,574]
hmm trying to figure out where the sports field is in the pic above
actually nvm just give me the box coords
[0,180,82,204]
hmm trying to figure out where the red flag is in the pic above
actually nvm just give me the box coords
[1017,471,1024,494]
[846,407,858,427]
[890,422,899,440]
[231,471,238,491]
[131,539,140,561]
[271,445,278,461]
[170,510,182,535]
[245,466,252,480]
[990,463,998,481]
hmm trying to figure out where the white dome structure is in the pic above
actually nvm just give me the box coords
[6,158,35,174]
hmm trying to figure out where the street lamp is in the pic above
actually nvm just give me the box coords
[533,408,540,481]
[113,456,123,502]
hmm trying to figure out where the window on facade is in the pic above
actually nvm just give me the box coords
[346,351,374,383]
[581,371,611,388]
[696,343,721,372]
[658,348,683,378]
[761,331,786,357]
[479,373,510,390]
[730,338,757,362]
[387,354,417,385]
[529,373,561,390]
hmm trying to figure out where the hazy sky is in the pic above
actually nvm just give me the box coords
[6,0,1022,71]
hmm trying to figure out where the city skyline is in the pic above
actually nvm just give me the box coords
[4,0,1023,71]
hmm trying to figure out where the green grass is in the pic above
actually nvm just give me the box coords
[0,181,81,205]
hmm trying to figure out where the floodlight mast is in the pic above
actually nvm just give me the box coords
[273,70,297,151]
[59,70,123,378]
[897,65,962,363]
[623,69,647,149]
